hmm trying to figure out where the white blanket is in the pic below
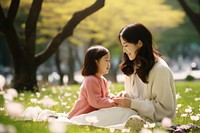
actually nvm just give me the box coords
[21,106,141,130]
[57,107,139,130]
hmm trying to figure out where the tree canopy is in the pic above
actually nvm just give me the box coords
[1,0,194,91]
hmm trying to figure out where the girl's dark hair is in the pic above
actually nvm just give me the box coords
[118,23,161,83]
[81,45,109,76]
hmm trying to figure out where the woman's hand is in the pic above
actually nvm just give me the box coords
[113,97,131,108]
[116,91,126,97]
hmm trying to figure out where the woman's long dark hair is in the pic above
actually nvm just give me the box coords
[118,23,161,83]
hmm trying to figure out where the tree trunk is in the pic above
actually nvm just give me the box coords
[106,57,121,83]
[105,69,117,82]
[55,49,64,85]
[13,57,38,92]
[177,0,200,34]
[67,44,77,84]
[0,0,105,91]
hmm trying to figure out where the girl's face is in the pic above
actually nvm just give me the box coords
[120,36,142,60]
[95,53,111,77]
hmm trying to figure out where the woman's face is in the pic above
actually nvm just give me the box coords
[120,36,142,60]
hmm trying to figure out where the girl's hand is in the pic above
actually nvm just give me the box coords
[116,91,126,97]
[108,93,115,99]
[113,97,131,108]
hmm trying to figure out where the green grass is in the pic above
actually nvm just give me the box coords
[0,81,200,133]
[173,81,200,126]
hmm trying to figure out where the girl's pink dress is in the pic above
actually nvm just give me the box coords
[67,75,116,119]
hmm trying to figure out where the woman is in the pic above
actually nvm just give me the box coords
[69,23,176,130]
[113,23,176,127]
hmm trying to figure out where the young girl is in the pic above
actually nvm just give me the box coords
[67,45,117,119]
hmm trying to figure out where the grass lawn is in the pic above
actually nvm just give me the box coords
[0,81,200,133]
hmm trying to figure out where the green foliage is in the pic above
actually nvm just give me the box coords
[157,0,200,59]
[0,82,200,132]
[185,75,195,81]
[1,0,185,56]
[70,0,185,54]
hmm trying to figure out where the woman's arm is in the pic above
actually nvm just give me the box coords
[130,66,176,122]
[114,64,176,122]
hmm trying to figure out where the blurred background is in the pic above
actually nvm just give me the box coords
[0,0,200,87]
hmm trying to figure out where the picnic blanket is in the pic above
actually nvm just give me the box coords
[20,106,200,132]
[20,106,139,129]
[68,107,139,129]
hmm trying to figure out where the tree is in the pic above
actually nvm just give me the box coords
[67,0,185,82]
[157,0,200,59]
[0,0,105,92]
[28,0,185,83]
[177,0,200,34]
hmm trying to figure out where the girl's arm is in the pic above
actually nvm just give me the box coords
[84,77,117,109]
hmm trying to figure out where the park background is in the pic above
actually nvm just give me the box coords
[0,0,200,132]
[0,0,200,89]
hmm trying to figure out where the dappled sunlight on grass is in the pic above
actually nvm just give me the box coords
[0,82,200,132]
[174,82,200,126]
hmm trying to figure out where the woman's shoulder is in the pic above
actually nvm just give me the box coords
[151,57,172,74]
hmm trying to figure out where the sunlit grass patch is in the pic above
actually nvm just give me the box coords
[174,81,200,127]
[0,81,200,132]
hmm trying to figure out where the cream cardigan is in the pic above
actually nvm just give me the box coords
[125,57,176,122]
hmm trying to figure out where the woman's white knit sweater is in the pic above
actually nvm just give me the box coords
[125,57,176,122]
